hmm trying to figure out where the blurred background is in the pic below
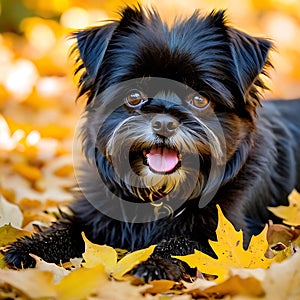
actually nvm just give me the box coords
[0,0,299,225]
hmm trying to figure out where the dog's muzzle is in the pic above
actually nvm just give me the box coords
[141,114,181,174]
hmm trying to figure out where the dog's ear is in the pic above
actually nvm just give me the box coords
[228,28,272,98]
[75,23,117,81]
[73,6,147,101]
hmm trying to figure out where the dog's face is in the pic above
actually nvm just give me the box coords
[73,7,271,214]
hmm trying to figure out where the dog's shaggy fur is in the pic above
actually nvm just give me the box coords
[5,6,300,281]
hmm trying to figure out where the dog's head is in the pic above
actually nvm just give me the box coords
[72,6,272,216]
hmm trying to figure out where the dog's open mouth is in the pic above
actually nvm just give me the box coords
[143,147,182,174]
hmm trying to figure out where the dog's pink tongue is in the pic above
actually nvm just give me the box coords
[146,147,178,173]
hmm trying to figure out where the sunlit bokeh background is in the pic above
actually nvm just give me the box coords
[0,0,299,218]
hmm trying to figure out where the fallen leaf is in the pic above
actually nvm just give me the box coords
[268,189,300,226]
[265,223,299,262]
[183,278,216,292]
[112,244,156,280]
[184,275,263,299]
[263,252,300,300]
[0,224,30,247]
[82,232,156,280]
[54,164,74,177]
[0,224,31,268]
[229,268,266,282]
[0,268,56,298]
[39,124,71,140]
[174,205,273,282]
[203,275,264,297]
[31,253,70,284]
[64,257,83,271]
[0,195,23,228]
[267,223,299,246]
[294,235,300,248]
[82,232,118,271]
[56,264,107,300]
[143,280,175,294]
[93,279,150,300]
[12,162,42,182]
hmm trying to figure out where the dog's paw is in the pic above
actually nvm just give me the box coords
[130,256,187,282]
[3,239,36,268]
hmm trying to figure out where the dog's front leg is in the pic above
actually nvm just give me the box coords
[131,237,200,282]
[3,221,84,268]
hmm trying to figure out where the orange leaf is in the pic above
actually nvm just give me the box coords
[54,164,74,177]
[143,280,175,294]
[12,162,42,182]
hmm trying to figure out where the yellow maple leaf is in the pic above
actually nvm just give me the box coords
[81,232,156,280]
[174,205,273,283]
[268,189,300,226]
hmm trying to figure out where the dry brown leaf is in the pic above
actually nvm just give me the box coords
[266,223,300,261]
[267,223,300,246]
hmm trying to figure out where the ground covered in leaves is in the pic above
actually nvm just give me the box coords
[1,0,300,299]
[0,192,300,299]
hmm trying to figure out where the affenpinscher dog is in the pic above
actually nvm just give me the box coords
[5,5,300,281]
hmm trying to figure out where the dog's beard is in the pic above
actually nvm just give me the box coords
[103,112,223,202]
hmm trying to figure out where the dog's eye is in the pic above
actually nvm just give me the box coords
[187,93,210,109]
[125,90,147,108]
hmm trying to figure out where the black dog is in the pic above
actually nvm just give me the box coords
[5,6,300,281]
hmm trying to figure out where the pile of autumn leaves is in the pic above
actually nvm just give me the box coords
[0,192,299,300]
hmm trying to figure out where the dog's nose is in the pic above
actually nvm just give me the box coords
[151,114,179,137]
